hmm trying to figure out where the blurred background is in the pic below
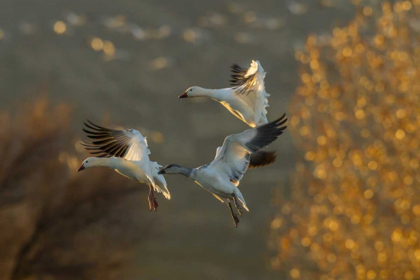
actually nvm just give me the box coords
[0,0,419,279]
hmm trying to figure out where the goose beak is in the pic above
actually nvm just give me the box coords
[157,169,165,175]
[77,164,85,172]
[178,91,188,99]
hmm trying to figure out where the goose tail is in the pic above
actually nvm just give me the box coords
[150,161,171,200]
[234,188,249,212]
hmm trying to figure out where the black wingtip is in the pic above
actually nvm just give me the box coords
[86,120,107,130]
[245,114,288,152]
[273,113,287,125]
[83,120,100,132]
[84,119,94,128]
[259,113,288,130]
[230,63,251,88]
[248,151,277,169]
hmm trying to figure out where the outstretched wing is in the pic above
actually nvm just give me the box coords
[81,120,150,162]
[230,61,259,95]
[209,114,287,183]
[230,60,265,93]
[230,60,270,125]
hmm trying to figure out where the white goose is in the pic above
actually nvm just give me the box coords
[179,60,270,128]
[77,121,170,211]
[158,114,287,227]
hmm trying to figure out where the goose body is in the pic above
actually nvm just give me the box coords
[111,158,167,195]
[179,60,270,128]
[158,115,287,227]
[189,166,248,208]
[78,121,170,211]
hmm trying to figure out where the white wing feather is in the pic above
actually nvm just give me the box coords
[123,130,150,162]
[209,115,288,184]
[209,130,256,183]
[232,60,270,126]
[150,161,171,200]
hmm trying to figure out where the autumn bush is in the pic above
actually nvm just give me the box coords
[0,97,152,280]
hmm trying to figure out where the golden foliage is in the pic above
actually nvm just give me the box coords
[270,1,420,279]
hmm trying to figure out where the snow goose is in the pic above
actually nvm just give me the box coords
[158,114,287,227]
[179,60,269,128]
[77,121,170,211]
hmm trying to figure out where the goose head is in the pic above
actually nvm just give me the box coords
[178,86,205,98]
[158,164,183,175]
[77,157,106,172]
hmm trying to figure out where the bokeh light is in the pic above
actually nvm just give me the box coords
[53,21,67,34]
[270,1,420,279]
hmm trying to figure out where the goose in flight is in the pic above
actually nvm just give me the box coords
[179,60,270,128]
[158,114,287,227]
[77,121,170,211]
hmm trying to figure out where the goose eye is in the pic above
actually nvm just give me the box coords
[190,89,192,91]
[86,161,89,163]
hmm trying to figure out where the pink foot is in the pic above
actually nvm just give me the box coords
[148,186,158,211]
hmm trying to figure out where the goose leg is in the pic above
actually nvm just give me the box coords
[148,185,158,211]
[232,194,243,217]
[227,201,240,228]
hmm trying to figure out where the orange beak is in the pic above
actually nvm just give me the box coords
[77,164,85,172]
[178,91,188,98]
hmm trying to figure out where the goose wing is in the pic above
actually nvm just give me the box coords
[81,120,150,162]
[214,148,277,170]
[230,60,262,95]
[230,60,270,125]
[209,114,287,183]
[248,151,277,169]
